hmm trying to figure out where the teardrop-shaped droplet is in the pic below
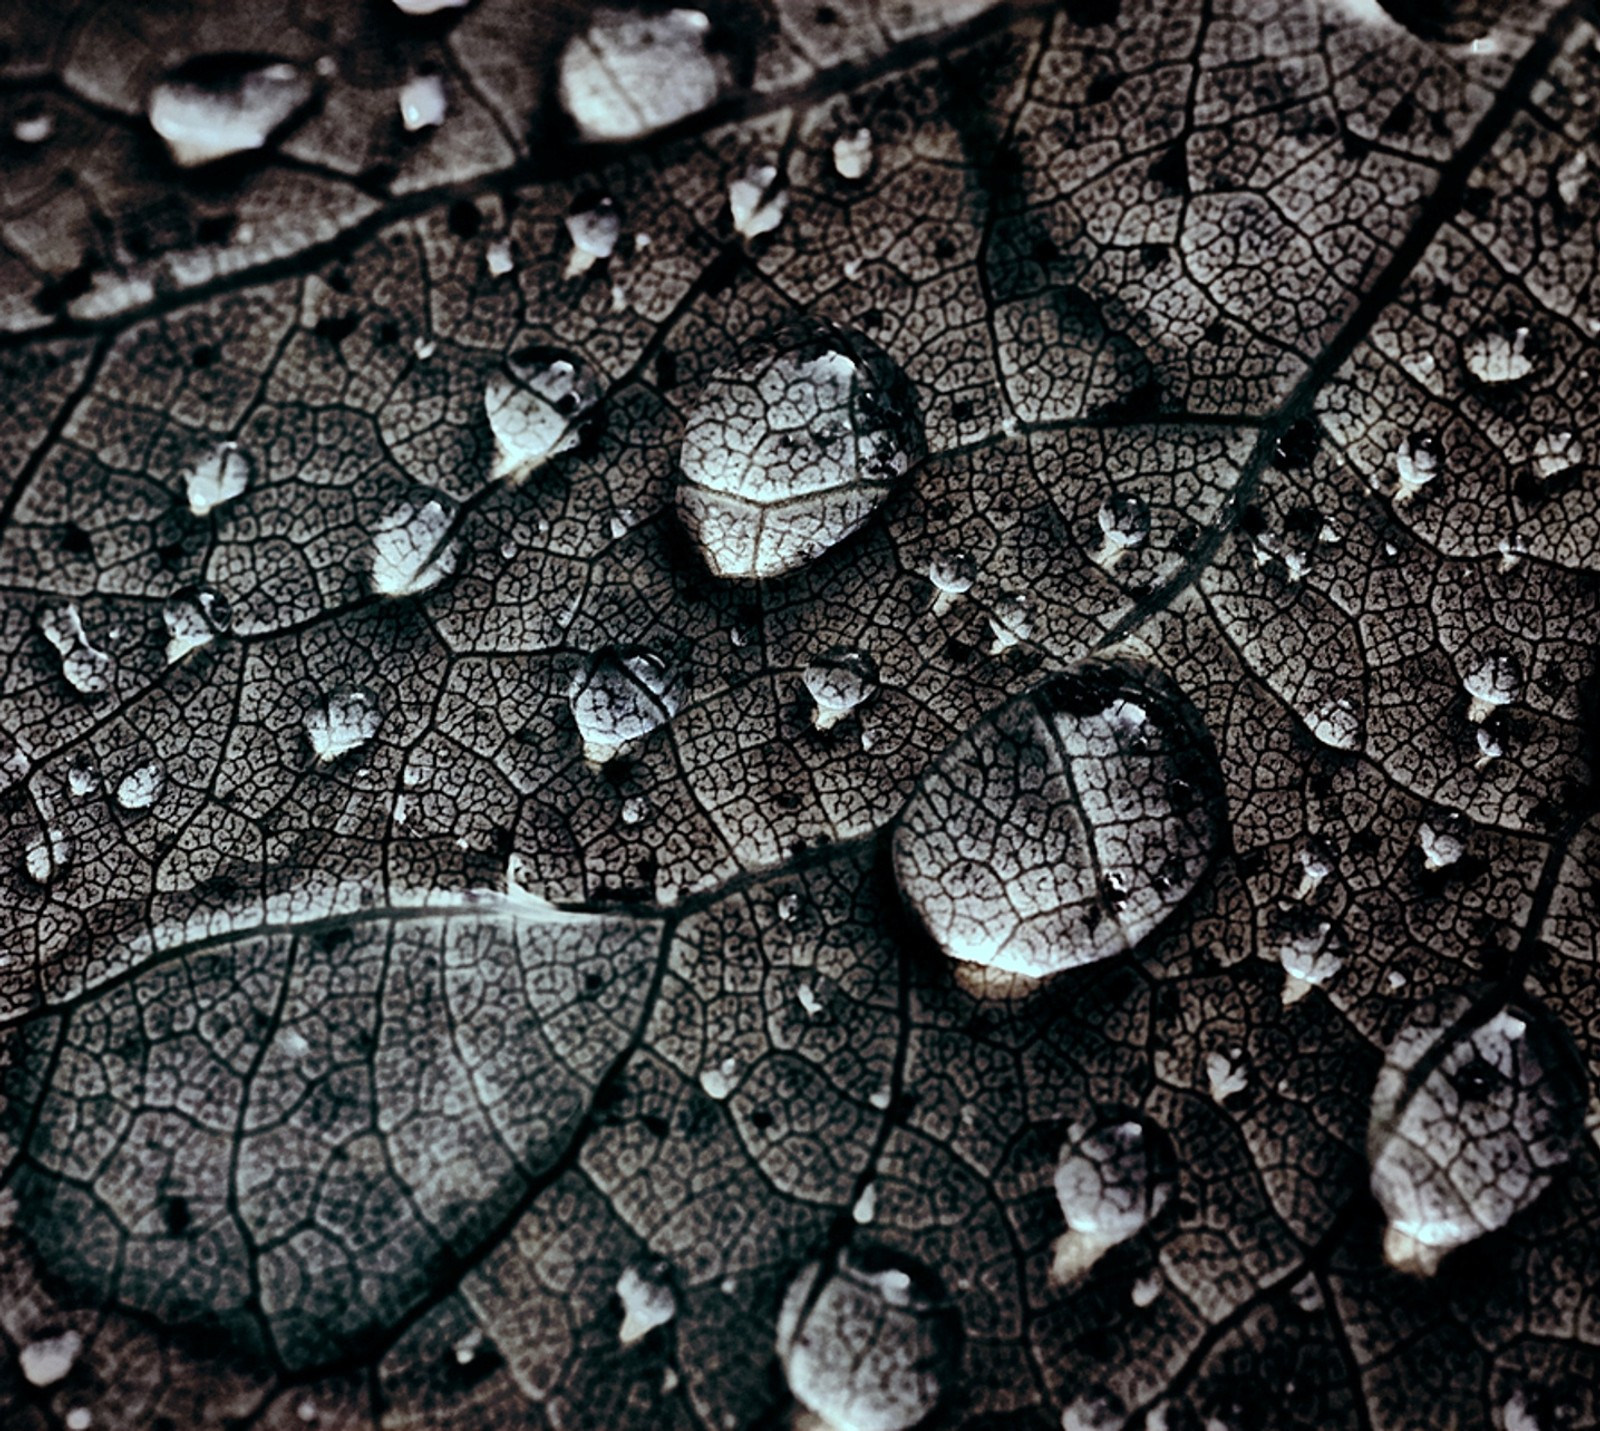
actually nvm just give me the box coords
[183,440,252,517]
[1050,1110,1175,1282]
[1464,323,1537,387]
[1094,492,1151,567]
[1463,650,1523,723]
[802,647,879,731]
[39,602,113,697]
[1393,430,1441,504]
[728,161,787,239]
[1368,992,1585,1275]
[616,1262,676,1346]
[484,346,602,481]
[115,761,167,812]
[557,7,727,143]
[676,319,923,580]
[568,647,683,763]
[564,193,621,276]
[369,489,460,597]
[777,1245,961,1431]
[304,686,382,764]
[893,659,1226,980]
[398,71,447,131]
[162,583,232,663]
[148,55,314,167]
[832,125,874,181]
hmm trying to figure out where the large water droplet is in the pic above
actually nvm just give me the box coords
[557,7,726,143]
[39,603,113,697]
[616,1262,676,1346]
[676,319,923,580]
[369,489,460,597]
[162,584,232,664]
[115,762,167,812]
[1051,1111,1175,1283]
[1463,650,1523,723]
[893,659,1227,980]
[1093,492,1151,568]
[777,1246,961,1431]
[398,72,447,131]
[304,686,382,764]
[183,440,252,517]
[568,647,683,763]
[484,346,602,481]
[1393,430,1441,505]
[564,193,621,277]
[802,647,879,731]
[1368,993,1585,1275]
[148,56,314,167]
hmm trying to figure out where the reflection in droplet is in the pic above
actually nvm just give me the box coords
[184,440,252,517]
[564,194,621,277]
[1464,324,1536,386]
[369,489,460,597]
[398,72,447,131]
[115,762,167,812]
[1093,492,1151,568]
[148,56,313,167]
[20,1331,82,1389]
[728,162,788,239]
[1418,813,1468,871]
[162,584,232,663]
[1463,650,1522,723]
[39,603,113,697]
[558,7,726,143]
[777,1246,961,1431]
[1270,905,1346,1005]
[894,659,1226,980]
[1369,992,1585,1275]
[986,592,1033,654]
[677,319,923,580]
[484,346,602,481]
[304,686,382,764]
[832,125,874,181]
[1051,1111,1175,1283]
[1393,431,1441,505]
[568,647,683,764]
[928,549,975,616]
[616,1262,676,1346]
[802,648,879,731]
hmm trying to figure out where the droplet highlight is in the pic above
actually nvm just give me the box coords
[148,56,314,167]
[304,686,382,764]
[398,72,447,132]
[183,440,252,517]
[115,762,167,812]
[162,584,232,664]
[484,346,602,481]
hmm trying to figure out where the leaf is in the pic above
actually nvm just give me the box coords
[2,0,1599,1427]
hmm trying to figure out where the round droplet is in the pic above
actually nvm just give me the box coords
[162,583,232,663]
[368,488,460,597]
[557,7,726,143]
[38,603,113,697]
[1368,992,1585,1275]
[676,319,923,580]
[1051,1111,1175,1282]
[1464,323,1536,386]
[484,346,602,480]
[776,890,802,923]
[66,756,100,798]
[23,828,74,886]
[568,647,683,763]
[1094,492,1151,567]
[20,1331,82,1389]
[115,762,167,812]
[304,686,382,764]
[183,440,252,517]
[620,794,650,825]
[986,592,1034,653]
[616,1262,676,1346]
[1393,431,1441,503]
[485,237,514,276]
[564,193,621,276]
[398,72,447,131]
[929,549,975,596]
[64,1409,90,1431]
[1531,429,1584,480]
[832,125,874,181]
[148,56,314,167]
[893,659,1227,980]
[1306,692,1364,752]
[728,161,788,239]
[1463,650,1523,722]
[13,107,55,145]
[777,1246,961,1431]
[802,647,879,731]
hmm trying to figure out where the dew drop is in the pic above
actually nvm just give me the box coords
[1270,904,1346,1005]
[620,794,650,825]
[1206,1048,1249,1104]
[67,757,100,798]
[928,549,976,615]
[986,592,1034,654]
[23,827,75,886]
[1475,725,1504,769]
[616,1262,676,1346]
[368,489,460,597]
[777,1246,961,1431]
[392,0,470,13]
[557,7,726,143]
[1050,1111,1175,1283]
[1463,650,1522,723]
[38,603,113,697]
[728,161,788,239]
[148,56,314,167]
[776,890,802,923]
[1306,693,1364,752]
[1093,492,1152,568]
[699,1055,739,1100]
[894,659,1226,979]
[115,762,167,812]
[304,686,382,764]
[1464,323,1536,386]
[1531,429,1584,480]
[1393,431,1441,505]
[852,1181,878,1224]
[676,319,923,580]
[485,237,514,277]
[65,1409,91,1431]
[1293,837,1336,900]
[802,647,879,731]
[484,346,602,481]
[1130,1268,1164,1307]
[564,193,621,277]
[1418,813,1468,872]
[398,72,447,132]
[183,440,252,517]
[14,108,55,145]
[832,125,875,181]
[162,583,232,664]
[1062,1388,1127,1431]
[1368,992,1585,1275]
[568,647,683,763]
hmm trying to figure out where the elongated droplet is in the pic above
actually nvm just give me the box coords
[728,162,787,239]
[148,56,313,167]
[484,346,602,481]
[116,762,167,812]
[557,8,726,143]
[304,686,382,763]
[39,603,113,697]
[928,549,975,616]
[369,489,460,597]
[24,828,75,886]
[894,659,1226,980]
[1368,992,1585,1275]
[163,584,232,663]
[568,647,683,763]
[1051,1111,1175,1283]
[616,1262,676,1346]
[1093,492,1151,568]
[777,1246,961,1431]
[564,194,621,276]
[184,441,252,517]
[987,593,1033,653]
[832,125,874,181]
[802,647,878,731]
[1393,431,1440,505]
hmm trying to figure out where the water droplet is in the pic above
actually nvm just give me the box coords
[1293,837,1336,899]
[1463,650,1523,722]
[1393,431,1441,505]
[1206,1047,1249,1104]
[115,762,167,812]
[1270,905,1346,1005]
[65,1409,91,1431]
[802,647,879,731]
[296,1400,318,1425]
[1369,993,1585,1275]
[832,125,874,181]
[413,335,436,360]
[148,56,314,167]
[20,1332,79,1390]
[67,757,100,798]
[1130,1268,1163,1307]
[796,980,823,1016]
[557,7,726,143]
[368,489,460,597]
[728,161,788,239]
[1050,1111,1175,1282]
[1062,1388,1127,1431]
[894,660,1226,979]
[485,346,602,482]
[616,1262,676,1346]
[13,107,55,145]
[568,647,683,763]
[928,549,975,615]
[1475,725,1505,769]
[398,72,447,131]
[392,0,470,13]
[699,1054,739,1100]
[1417,812,1468,871]
[304,686,382,763]
[620,794,650,825]
[39,603,113,697]
[852,1181,878,1223]
[564,193,621,277]
[162,584,232,664]
[183,440,252,517]
[1531,429,1583,480]
[1464,323,1536,386]
[1306,693,1364,752]
[986,592,1034,654]
[776,890,801,923]
[485,237,514,276]
[1093,492,1151,568]
[24,827,75,886]
[777,1247,961,1431]
[676,319,923,579]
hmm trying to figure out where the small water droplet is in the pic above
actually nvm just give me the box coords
[413,335,436,360]
[39,603,113,697]
[485,237,514,276]
[1050,1111,1175,1282]
[304,686,382,763]
[1307,693,1364,752]
[728,161,788,239]
[1062,1388,1127,1431]
[148,56,314,167]
[1205,1048,1249,1104]
[23,827,75,886]
[115,762,167,812]
[776,890,801,923]
[558,7,725,143]
[564,193,621,276]
[617,1262,676,1346]
[392,0,470,13]
[13,107,55,145]
[183,440,252,517]
[1463,650,1522,722]
[398,72,447,131]
[162,584,232,663]
[1130,1268,1163,1307]
[568,647,683,763]
[796,980,823,1016]
[1475,725,1504,769]
[852,1181,877,1223]
[65,1409,91,1431]
[1417,813,1468,871]
[802,647,879,731]
[832,125,874,181]
[1271,905,1346,1005]
[485,346,602,481]
[1293,837,1336,899]
[928,549,975,616]
[620,794,650,825]
[1531,429,1584,480]
[1464,323,1536,386]
[1093,492,1151,567]
[67,756,100,798]
[986,592,1034,654]
[296,1400,318,1424]
[699,1055,739,1100]
[777,1247,961,1431]
[368,488,460,597]
[1393,430,1441,505]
